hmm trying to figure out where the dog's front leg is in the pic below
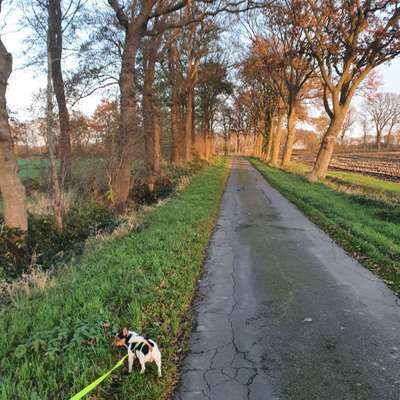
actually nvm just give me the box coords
[137,353,146,374]
[154,353,162,377]
[128,350,135,373]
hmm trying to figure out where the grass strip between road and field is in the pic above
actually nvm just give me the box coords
[0,158,231,400]
[250,158,400,295]
[287,161,400,195]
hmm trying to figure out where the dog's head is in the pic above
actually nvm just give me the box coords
[113,326,129,347]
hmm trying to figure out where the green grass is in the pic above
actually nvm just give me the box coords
[17,158,50,183]
[250,158,400,294]
[0,159,231,400]
[288,162,400,194]
[329,170,400,193]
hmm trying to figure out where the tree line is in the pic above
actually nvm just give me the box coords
[232,0,400,179]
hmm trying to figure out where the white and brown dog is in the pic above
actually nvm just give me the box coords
[114,327,162,377]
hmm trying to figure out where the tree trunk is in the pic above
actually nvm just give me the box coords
[112,26,142,207]
[270,109,284,166]
[257,134,263,157]
[207,134,213,159]
[143,90,161,176]
[142,39,162,178]
[203,132,208,160]
[202,109,210,161]
[170,89,181,164]
[180,107,186,157]
[0,39,27,231]
[386,128,393,148]
[309,111,346,181]
[184,89,193,162]
[49,0,71,183]
[246,134,252,155]
[264,113,275,162]
[282,107,297,168]
[168,40,182,165]
[47,31,63,230]
[376,127,382,151]
[340,130,345,145]
[256,114,266,158]
[191,96,196,156]
[182,7,198,163]
[153,115,161,173]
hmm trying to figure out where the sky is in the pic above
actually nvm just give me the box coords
[1,2,101,119]
[379,59,400,93]
[3,32,100,119]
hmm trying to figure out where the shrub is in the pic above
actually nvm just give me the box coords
[0,203,117,281]
[130,177,174,205]
[0,225,29,280]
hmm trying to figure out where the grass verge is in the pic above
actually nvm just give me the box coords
[250,158,400,295]
[288,162,400,196]
[0,158,231,400]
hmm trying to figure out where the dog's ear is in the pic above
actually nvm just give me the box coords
[122,326,129,337]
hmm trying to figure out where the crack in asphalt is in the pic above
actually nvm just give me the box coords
[227,244,260,400]
[202,369,212,400]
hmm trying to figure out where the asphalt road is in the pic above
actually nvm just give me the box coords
[174,158,400,400]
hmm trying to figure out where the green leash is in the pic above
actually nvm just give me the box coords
[69,354,128,400]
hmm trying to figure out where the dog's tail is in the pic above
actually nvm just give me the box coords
[147,338,155,347]
[147,338,161,354]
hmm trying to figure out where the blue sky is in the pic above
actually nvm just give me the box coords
[4,30,99,118]
[378,59,400,93]
[1,2,100,119]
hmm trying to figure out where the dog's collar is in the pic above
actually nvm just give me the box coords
[124,333,133,347]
